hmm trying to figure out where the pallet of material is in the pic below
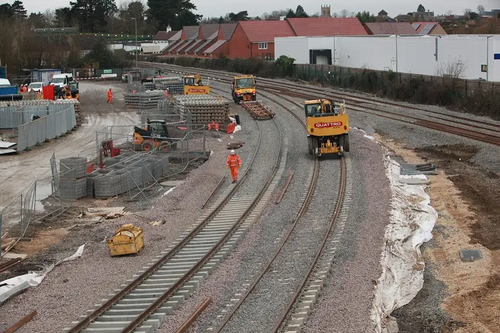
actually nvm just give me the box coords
[241,101,275,120]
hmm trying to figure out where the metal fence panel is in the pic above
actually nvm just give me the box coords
[55,111,63,136]
[46,114,56,139]
[16,106,76,151]
[0,106,15,129]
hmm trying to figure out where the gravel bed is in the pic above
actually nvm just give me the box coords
[152,84,316,333]
[0,98,257,332]
[217,158,342,333]
[303,130,391,332]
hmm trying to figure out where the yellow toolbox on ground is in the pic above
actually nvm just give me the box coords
[107,224,144,256]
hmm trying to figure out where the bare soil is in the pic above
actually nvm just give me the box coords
[379,137,500,333]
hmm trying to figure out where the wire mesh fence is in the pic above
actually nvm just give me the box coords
[0,181,36,257]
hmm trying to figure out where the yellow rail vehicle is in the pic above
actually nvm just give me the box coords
[183,73,210,95]
[231,75,256,103]
[305,99,350,157]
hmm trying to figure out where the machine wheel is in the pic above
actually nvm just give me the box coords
[141,141,153,152]
[343,134,350,152]
[307,137,313,155]
[311,137,319,159]
[159,141,170,152]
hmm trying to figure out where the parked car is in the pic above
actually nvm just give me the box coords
[28,82,43,92]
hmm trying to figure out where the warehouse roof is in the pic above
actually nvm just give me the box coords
[365,22,417,35]
[287,17,367,36]
[239,20,295,42]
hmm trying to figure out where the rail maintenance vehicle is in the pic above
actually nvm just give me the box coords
[305,99,350,158]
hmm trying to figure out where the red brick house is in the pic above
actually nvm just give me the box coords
[203,23,237,57]
[162,17,368,59]
[227,20,296,59]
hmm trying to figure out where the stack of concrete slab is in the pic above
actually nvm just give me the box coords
[153,77,184,93]
[173,95,229,125]
[90,154,171,199]
[124,91,165,109]
[58,157,87,200]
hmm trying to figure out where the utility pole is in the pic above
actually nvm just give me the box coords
[132,17,138,68]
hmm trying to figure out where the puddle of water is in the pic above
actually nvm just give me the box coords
[35,182,54,212]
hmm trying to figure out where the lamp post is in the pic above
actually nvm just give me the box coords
[132,17,138,68]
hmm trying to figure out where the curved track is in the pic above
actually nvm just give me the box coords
[64,103,285,332]
[139,61,500,147]
[205,83,349,333]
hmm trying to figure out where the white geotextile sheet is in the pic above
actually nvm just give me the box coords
[0,244,85,304]
[371,157,438,333]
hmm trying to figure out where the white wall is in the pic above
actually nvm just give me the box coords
[275,35,500,82]
[274,37,309,63]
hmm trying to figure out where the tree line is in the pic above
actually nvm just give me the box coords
[0,0,201,34]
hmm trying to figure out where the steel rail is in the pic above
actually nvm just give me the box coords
[66,103,283,332]
[202,176,226,209]
[210,87,323,333]
[272,156,347,333]
[173,298,212,333]
[119,104,285,332]
[141,62,500,141]
[144,61,500,130]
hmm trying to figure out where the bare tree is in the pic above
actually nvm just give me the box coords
[445,10,453,16]
[339,9,355,18]
[477,5,485,15]
[44,9,55,25]
[435,60,468,78]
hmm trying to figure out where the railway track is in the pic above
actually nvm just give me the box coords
[202,86,351,333]
[63,109,285,332]
[140,62,500,147]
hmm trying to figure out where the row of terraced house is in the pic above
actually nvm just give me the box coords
[153,17,447,60]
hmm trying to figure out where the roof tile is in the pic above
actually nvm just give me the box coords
[239,21,295,42]
[287,17,367,36]
[365,22,417,35]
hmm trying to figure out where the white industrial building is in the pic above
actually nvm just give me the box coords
[275,35,500,82]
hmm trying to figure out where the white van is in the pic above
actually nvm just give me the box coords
[50,73,74,88]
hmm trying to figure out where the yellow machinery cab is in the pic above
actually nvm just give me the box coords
[132,119,174,152]
[183,73,210,95]
[231,75,256,103]
[305,99,350,157]
[107,224,144,256]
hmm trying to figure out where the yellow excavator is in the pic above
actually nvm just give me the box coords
[305,99,350,157]
[183,73,210,95]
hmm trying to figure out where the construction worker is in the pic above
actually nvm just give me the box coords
[226,150,242,183]
[107,88,113,103]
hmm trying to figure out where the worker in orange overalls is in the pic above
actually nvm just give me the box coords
[226,149,242,183]
[107,88,113,103]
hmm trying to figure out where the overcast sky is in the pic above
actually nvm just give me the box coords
[21,0,499,17]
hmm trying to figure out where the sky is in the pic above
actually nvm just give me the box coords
[19,0,500,17]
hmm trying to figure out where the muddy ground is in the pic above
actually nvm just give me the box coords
[383,141,500,333]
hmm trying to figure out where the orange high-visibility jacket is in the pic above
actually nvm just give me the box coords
[107,90,113,98]
[226,154,242,168]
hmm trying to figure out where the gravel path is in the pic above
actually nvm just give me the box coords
[303,132,391,332]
